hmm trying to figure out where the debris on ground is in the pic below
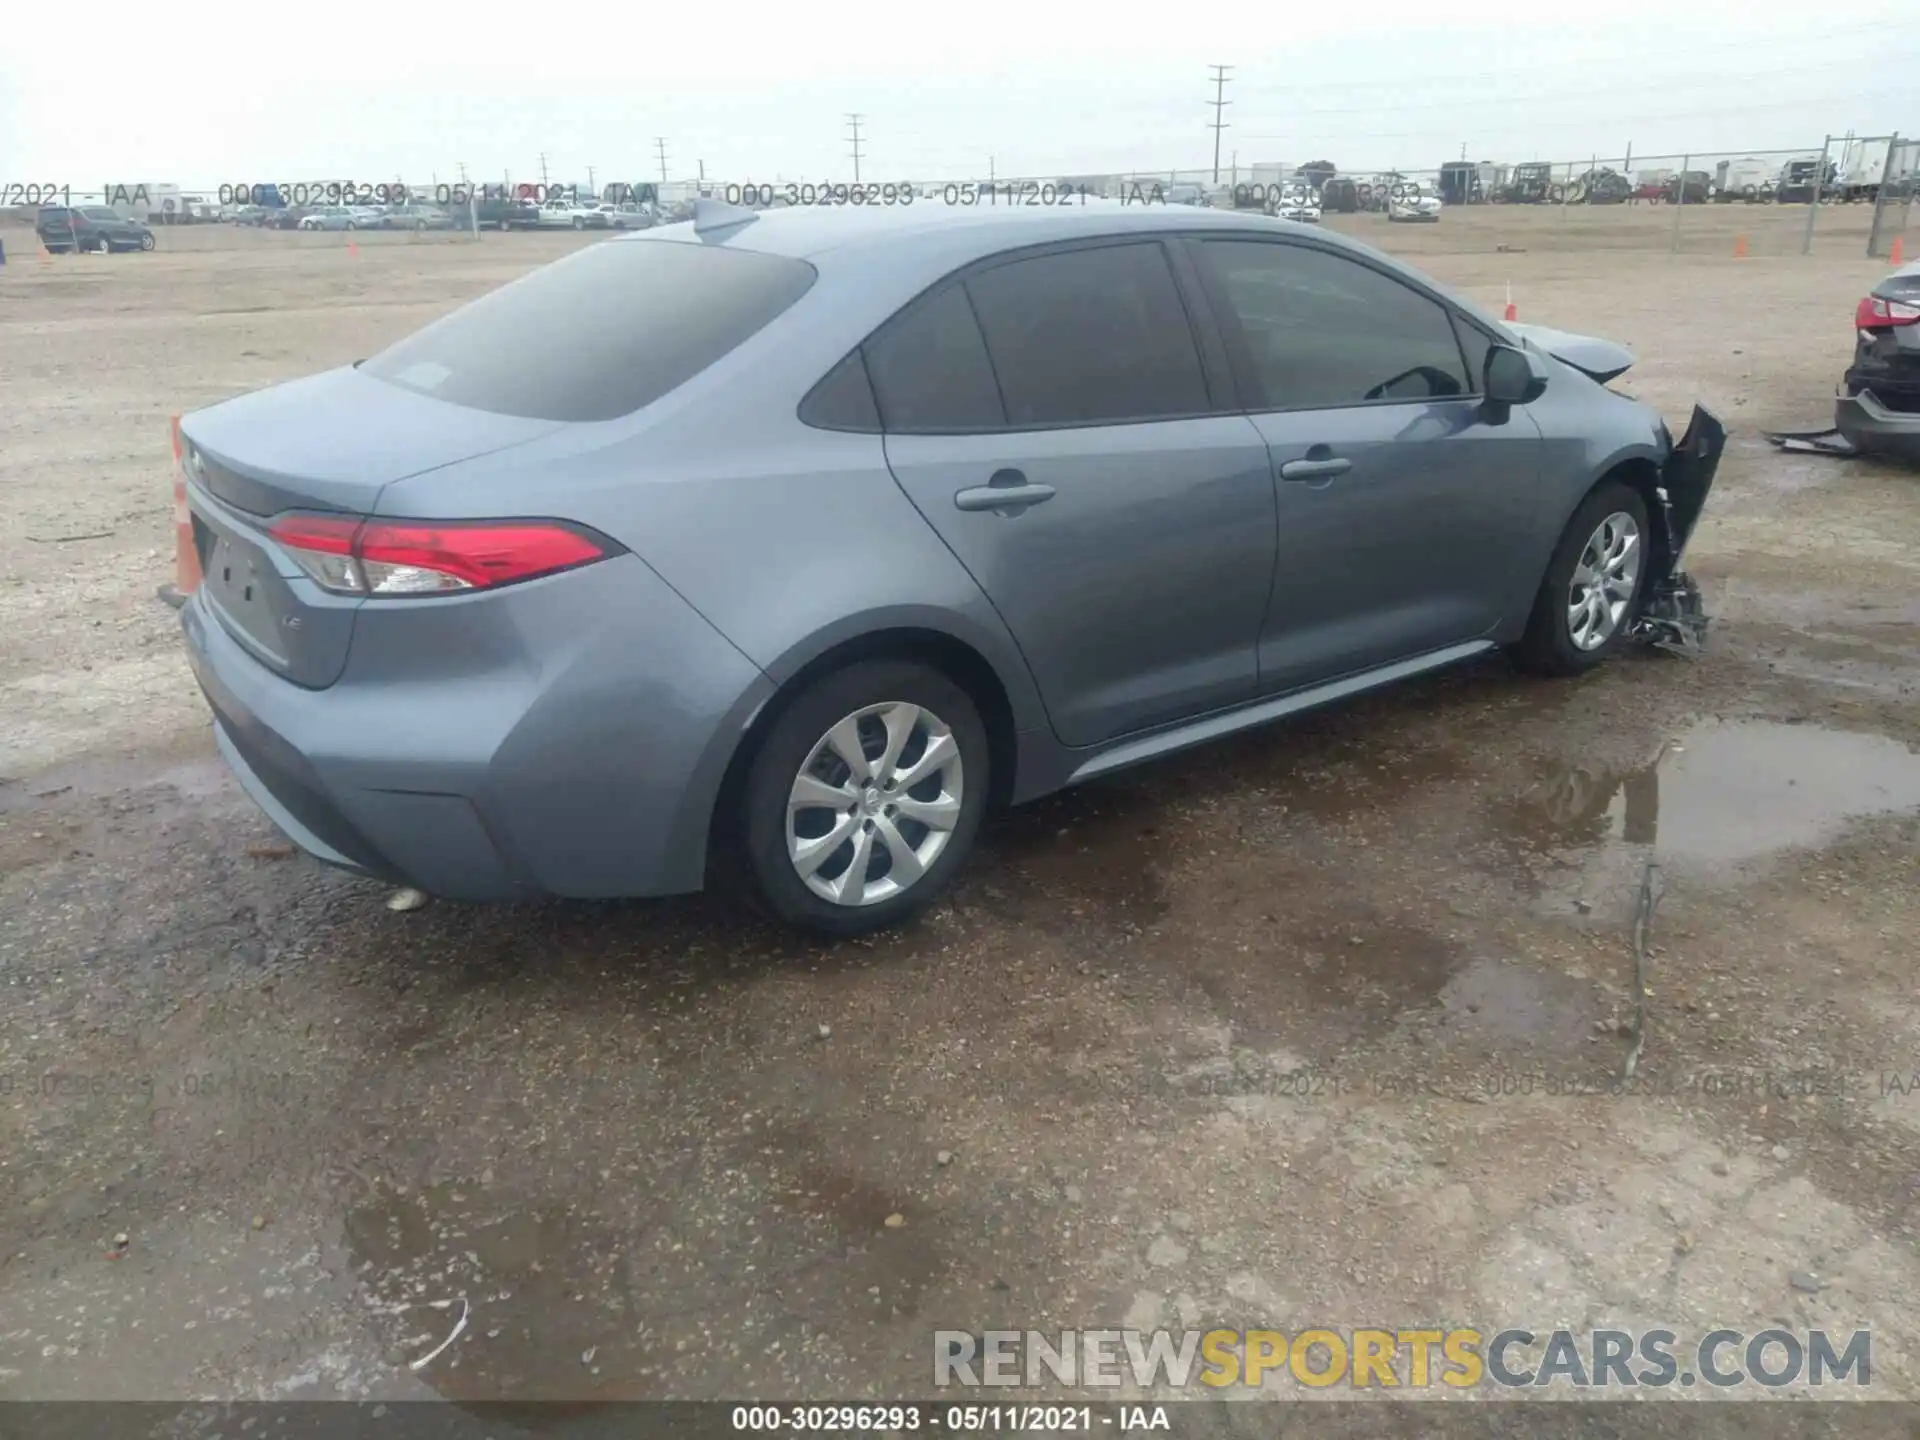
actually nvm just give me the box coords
[385,888,428,913]
[1764,427,1862,457]
[1621,861,1664,1081]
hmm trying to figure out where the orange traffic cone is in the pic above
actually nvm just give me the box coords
[1733,234,1749,259]
[160,415,202,609]
[1893,234,1907,267]
[1503,283,1517,322]
[347,240,359,257]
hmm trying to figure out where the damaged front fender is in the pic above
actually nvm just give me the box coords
[1630,404,1726,656]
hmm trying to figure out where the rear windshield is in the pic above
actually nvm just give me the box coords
[361,238,816,422]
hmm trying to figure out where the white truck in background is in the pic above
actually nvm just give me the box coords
[1832,136,1893,203]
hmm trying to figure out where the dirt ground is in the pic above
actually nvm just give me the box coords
[1,203,1918,1415]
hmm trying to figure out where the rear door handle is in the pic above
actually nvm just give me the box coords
[1278,456,1352,482]
[955,469,1057,514]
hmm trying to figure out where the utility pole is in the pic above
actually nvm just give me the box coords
[538,152,550,187]
[587,165,596,198]
[1208,65,1232,184]
[846,114,865,182]
[656,138,669,185]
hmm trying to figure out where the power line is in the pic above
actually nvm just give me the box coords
[1207,65,1231,183]
[847,113,865,182]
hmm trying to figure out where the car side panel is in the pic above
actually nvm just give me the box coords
[382,411,1056,790]
[1506,363,1670,635]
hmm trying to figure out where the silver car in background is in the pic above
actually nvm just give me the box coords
[178,201,1723,935]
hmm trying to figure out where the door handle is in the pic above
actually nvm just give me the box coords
[1278,456,1352,482]
[954,469,1056,514]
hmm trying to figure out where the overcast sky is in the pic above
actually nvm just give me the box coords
[3,1,1914,190]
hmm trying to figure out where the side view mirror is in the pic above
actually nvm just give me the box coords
[1484,344,1550,413]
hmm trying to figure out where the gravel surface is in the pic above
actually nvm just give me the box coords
[1,205,1917,1407]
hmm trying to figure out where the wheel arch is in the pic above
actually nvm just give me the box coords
[703,623,1031,882]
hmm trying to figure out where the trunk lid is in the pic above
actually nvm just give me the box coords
[180,366,567,688]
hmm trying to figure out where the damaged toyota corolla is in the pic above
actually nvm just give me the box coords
[176,201,1723,935]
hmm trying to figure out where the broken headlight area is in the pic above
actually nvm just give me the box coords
[1630,404,1725,657]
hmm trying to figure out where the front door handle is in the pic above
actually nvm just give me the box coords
[1278,456,1352,482]
[955,469,1056,515]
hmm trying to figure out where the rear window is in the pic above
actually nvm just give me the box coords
[361,239,817,422]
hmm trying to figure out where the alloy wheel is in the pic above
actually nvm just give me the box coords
[1567,511,1642,651]
[786,701,964,907]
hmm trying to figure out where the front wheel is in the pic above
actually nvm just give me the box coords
[138,232,156,251]
[739,660,989,936]
[572,215,585,230]
[1507,480,1651,678]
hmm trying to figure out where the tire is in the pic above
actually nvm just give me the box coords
[344,220,357,231]
[738,659,990,936]
[93,237,114,254]
[572,216,585,230]
[1507,480,1652,678]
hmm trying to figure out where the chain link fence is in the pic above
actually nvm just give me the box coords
[12,131,1912,259]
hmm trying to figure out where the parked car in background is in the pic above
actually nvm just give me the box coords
[174,202,1724,935]
[378,204,455,231]
[35,204,156,254]
[1268,182,1322,224]
[1386,182,1442,222]
[536,197,611,229]
[1835,256,1920,462]
[1774,157,1838,204]
[605,203,657,230]
[230,205,271,225]
[270,206,314,230]
[1664,171,1713,205]
[298,206,362,231]
[473,194,542,229]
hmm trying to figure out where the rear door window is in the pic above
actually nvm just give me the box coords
[361,239,817,422]
[962,242,1212,426]
[862,285,1005,432]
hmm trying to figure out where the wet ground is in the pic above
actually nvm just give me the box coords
[1,209,1919,1407]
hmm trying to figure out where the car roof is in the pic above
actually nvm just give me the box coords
[620,198,1379,267]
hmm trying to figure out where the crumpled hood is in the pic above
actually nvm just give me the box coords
[1506,323,1636,384]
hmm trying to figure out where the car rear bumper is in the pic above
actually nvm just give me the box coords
[1835,387,1920,464]
[181,554,775,902]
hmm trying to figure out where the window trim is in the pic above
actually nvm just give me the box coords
[798,235,1243,437]
[1179,232,1483,416]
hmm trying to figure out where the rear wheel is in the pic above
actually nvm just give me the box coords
[739,660,989,936]
[1508,480,1651,678]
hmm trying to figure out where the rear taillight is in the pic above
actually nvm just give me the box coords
[268,515,615,596]
[1856,295,1920,330]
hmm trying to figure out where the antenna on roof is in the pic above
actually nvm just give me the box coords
[692,196,759,235]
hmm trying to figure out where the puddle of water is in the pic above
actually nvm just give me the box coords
[1434,956,1598,1049]
[1525,719,1920,867]
[342,1179,652,1401]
